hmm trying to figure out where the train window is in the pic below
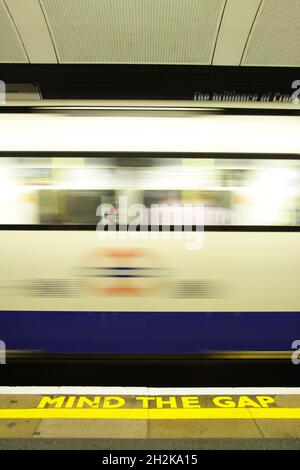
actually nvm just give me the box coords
[0,154,299,227]
[38,190,115,225]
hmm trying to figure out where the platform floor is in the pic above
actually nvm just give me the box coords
[0,387,300,448]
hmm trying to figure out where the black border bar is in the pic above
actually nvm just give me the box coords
[0,64,300,101]
[0,224,300,232]
[1,106,300,116]
[0,151,299,159]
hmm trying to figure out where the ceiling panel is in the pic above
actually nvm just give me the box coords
[1,0,299,67]
[40,0,226,64]
[5,0,57,63]
[212,0,261,65]
[0,0,28,62]
[242,0,300,66]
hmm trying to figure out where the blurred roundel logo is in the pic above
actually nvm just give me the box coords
[80,248,167,296]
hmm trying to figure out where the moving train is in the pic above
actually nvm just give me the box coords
[0,100,300,361]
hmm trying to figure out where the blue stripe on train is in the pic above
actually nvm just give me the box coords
[0,310,299,354]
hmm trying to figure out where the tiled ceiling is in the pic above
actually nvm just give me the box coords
[1,0,300,66]
[41,0,225,64]
[0,0,28,62]
[242,0,300,66]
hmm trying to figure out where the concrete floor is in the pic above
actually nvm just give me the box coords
[2,438,300,450]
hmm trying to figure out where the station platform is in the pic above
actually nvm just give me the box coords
[0,387,300,449]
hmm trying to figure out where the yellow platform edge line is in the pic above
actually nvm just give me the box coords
[0,408,300,419]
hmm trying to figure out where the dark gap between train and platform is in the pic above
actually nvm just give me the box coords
[0,359,299,387]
